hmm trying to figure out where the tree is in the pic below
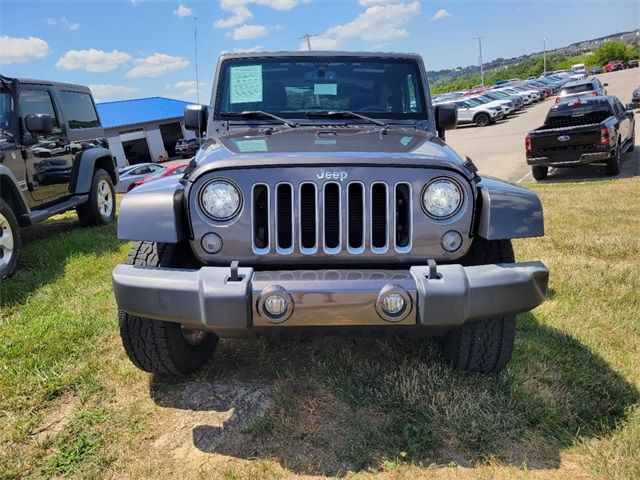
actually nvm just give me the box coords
[593,40,634,65]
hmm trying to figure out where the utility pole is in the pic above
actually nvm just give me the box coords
[298,33,317,51]
[473,36,484,85]
[543,38,547,74]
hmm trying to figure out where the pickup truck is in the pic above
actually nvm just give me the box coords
[112,51,548,376]
[526,96,635,180]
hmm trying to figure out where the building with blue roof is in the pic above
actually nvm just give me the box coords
[96,97,195,167]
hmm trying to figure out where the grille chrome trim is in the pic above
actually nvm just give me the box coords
[394,182,413,254]
[251,183,270,255]
[369,182,389,254]
[298,182,318,255]
[322,181,342,254]
[346,181,366,255]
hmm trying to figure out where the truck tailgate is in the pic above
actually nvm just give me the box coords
[530,124,601,153]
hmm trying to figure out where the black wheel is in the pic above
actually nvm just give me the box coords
[531,165,548,181]
[605,146,620,176]
[0,199,21,280]
[77,169,116,226]
[441,238,516,373]
[118,241,217,375]
[474,113,490,127]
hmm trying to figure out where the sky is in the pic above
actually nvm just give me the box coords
[1,0,638,103]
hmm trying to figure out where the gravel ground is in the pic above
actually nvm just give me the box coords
[444,67,640,183]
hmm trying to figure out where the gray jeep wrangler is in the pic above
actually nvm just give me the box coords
[0,76,118,279]
[112,52,549,375]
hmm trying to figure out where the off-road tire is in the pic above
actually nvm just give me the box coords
[0,199,21,280]
[474,113,490,127]
[77,168,116,226]
[118,241,217,375]
[531,165,548,181]
[441,238,516,373]
[605,146,621,176]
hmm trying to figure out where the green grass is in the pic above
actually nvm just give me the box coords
[1,179,639,479]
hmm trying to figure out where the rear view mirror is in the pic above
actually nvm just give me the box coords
[184,105,208,136]
[603,83,609,87]
[25,114,53,134]
[626,103,636,111]
[434,104,458,139]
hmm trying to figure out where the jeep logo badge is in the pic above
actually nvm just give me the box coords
[317,169,348,181]
[558,135,571,142]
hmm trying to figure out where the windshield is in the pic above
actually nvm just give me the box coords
[0,91,16,141]
[216,57,426,120]
[561,84,594,95]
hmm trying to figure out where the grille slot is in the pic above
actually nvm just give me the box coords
[299,183,317,252]
[370,182,388,252]
[347,183,364,252]
[276,183,293,252]
[323,182,341,252]
[395,183,412,251]
[252,184,269,253]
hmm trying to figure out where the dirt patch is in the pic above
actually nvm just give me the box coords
[31,393,81,444]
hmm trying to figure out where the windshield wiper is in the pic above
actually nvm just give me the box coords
[220,111,298,128]
[305,110,386,126]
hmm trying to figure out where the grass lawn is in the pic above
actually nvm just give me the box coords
[1,178,639,479]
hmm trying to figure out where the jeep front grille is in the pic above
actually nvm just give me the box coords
[251,181,413,255]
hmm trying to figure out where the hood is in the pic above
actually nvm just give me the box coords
[189,125,473,180]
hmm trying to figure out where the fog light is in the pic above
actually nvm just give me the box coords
[441,230,462,252]
[376,284,412,322]
[201,232,223,254]
[381,293,405,315]
[258,285,293,323]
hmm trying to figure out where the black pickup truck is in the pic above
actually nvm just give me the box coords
[526,96,635,180]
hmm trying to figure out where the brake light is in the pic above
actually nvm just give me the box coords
[525,134,532,153]
[555,97,560,104]
[600,127,609,145]
[592,91,599,97]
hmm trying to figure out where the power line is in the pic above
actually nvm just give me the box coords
[298,33,318,51]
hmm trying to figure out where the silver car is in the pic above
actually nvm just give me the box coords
[115,163,166,193]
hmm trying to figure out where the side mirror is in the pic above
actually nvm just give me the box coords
[603,83,609,87]
[434,104,458,139]
[25,114,53,134]
[184,105,208,136]
[626,103,636,111]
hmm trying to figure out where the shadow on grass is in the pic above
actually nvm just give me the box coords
[149,313,639,476]
[1,215,122,308]
[534,148,639,183]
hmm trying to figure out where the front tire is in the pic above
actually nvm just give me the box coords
[605,146,620,176]
[118,241,217,375]
[531,165,548,181]
[77,169,116,226]
[441,238,516,373]
[0,199,21,280]
[474,113,490,127]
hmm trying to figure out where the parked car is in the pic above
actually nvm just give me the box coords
[116,162,166,193]
[625,59,639,69]
[632,85,640,108]
[555,77,608,103]
[604,60,624,72]
[478,90,524,111]
[526,96,635,180]
[112,51,549,377]
[590,66,603,74]
[175,137,201,158]
[448,97,504,126]
[129,162,189,190]
[570,63,587,78]
[0,76,118,279]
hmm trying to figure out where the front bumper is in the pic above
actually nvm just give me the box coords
[112,261,549,336]
[527,151,612,167]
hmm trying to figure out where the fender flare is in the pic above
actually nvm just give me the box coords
[0,165,30,219]
[71,147,118,194]
[476,176,544,240]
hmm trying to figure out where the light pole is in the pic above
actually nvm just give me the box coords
[474,36,484,85]
[543,38,547,74]
[298,33,317,51]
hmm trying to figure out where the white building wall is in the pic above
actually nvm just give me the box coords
[106,134,127,168]
[144,125,167,161]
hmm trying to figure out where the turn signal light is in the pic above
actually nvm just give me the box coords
[525,134,532,153]
[600,127,610,146]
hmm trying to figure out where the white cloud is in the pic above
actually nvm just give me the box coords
[166,80,208,101]
[358,0,399,5]
[214,0,300,28]
[0,36,51,64]
[431,9,452,21]
[302,1,420,50]
[89,84,139,101]
[126,53,189,77]
[46,16,80,30]
[232,45,264,53]
[232,24,268,40]
[173,4,194,17]
[56,49,132,73]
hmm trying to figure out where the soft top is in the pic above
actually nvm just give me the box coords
[220,50,421,61]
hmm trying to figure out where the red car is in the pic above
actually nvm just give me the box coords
[604,60,624,73]
[129,162,189,191]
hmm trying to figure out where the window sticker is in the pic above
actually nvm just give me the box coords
[314,139,337,145]
[230,65,263,104]
[314,83,337,95]
[400,136,413,146]
[232,138,268,153]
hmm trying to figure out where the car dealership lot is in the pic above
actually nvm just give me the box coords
[445,67,640,183]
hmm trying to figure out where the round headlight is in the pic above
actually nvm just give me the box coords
[200,180,242,220]
[422,178,463,219]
